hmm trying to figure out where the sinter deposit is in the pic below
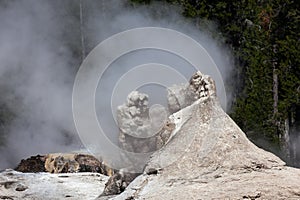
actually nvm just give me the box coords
[1,71,300,200]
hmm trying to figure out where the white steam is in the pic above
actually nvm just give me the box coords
[0,0,234,170]
[0,1,80,169]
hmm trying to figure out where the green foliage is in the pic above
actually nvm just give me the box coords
[130,0,300,150]
[230,0,300,144]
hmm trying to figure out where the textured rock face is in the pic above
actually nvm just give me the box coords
[3,71,300,199]
[167,71,216,113]
[100,71,219,196]
[15,155,46,173]
[117,91,156,154]
[15,153,115,176]
[117,91,150,139]
[100,171,140,197]
[116,71,217,163]
[107,71,300,200]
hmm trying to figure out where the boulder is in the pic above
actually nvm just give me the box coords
[15,153,116,176]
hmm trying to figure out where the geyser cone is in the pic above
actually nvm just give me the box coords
[108,71,300,200]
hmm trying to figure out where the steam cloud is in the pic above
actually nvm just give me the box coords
[0,0,233,170]
[0,0,81,169]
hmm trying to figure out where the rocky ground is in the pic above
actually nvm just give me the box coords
[0,169,108,200]
[1,71,300,199]
[107,97,300,199]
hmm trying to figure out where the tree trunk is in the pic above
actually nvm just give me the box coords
[102,0,106,18]
[273,59,290,161]
[79,0,85,62]
[273,68,278,116]
[282,118,290,161]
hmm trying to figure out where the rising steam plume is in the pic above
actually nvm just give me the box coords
[0,0,233,170]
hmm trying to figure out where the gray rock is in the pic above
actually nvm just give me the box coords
[3,71,300,200]
[110,72,300,200]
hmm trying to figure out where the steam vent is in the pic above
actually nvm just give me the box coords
[1,71,300,199]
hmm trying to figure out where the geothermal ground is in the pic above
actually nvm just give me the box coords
[1,72,300,200]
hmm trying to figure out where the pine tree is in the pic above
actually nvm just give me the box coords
[130,0,300,163]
